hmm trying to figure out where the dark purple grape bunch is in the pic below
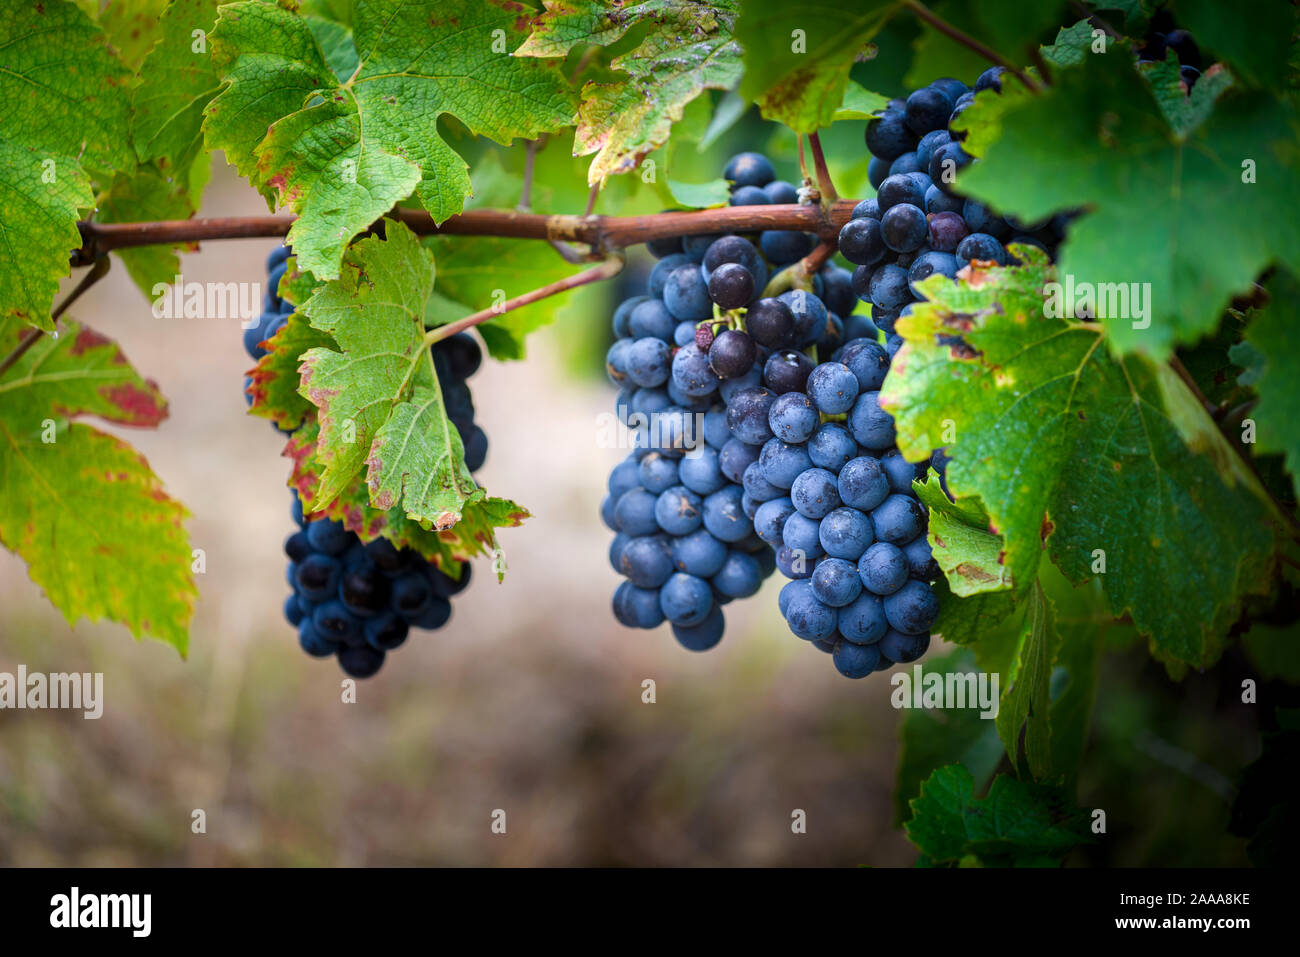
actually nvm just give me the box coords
[849,70,1064,354]
[248,244,490,677]
[284,493,473,678]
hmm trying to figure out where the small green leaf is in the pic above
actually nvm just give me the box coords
[1138,54,1233,137]
[736,1,899,132]
[833,80,891,121]
[906,765,1093,866]
[914,474,1012,595]
[0,318,195,653]
[1040,19,1097,69]
[665,178,731,208]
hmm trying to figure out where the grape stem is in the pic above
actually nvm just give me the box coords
[423,253,625,346]
[903,1,1041,92]
[0,255,111,379]
[807,134,838,204]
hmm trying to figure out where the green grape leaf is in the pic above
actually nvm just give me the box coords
[566,11,743,184]
[516,2,744,182]
[665,178,731,208]
[100,0,171,71]
[906,765,1093,866]
[248,309,337,432]
[204,0,575,278]
[893,648,1004,826]
[914,474,1012,595]
[296,220,527,552]
[883,255,1276,671]
[932,581,1019,648]
[286,416,526,574]
[833,80,891,121]
[96,163,199,299]
[735,1,898,133]
[132,0,222,174]
[0,318,195,653]
[957,48,1300,357]
[1169,0,1295,89]
[1040,19,1097,69]
[1138,55,1233,137]
[1234,270,1300,480]
[0,143,93,331]
[0,1,133,328]
[995,580,1058,780]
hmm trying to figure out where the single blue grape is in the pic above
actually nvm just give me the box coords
[629,298,676,341]
[702,486,753,543]
[883,580,940,634]
[833,639,882,678]
[295,553,341,602]
[837,592,888,645]
[671,342,720,397]
[659,572,714,626]
[363,611,409,650]
[818,506,874,560]
[673,320,697,347]
[839,338,890,392]
[730,184,771,207]
[806,362,860,415]
[807,423,857,472]
[848,391,897,451]
[870,493,926,545]
[811,557,863,607]
[754,497,796,546]
[299,619,337,657]
[725,152,776,188]
[868,264,911,311]
[713,550,762,598]
[615,581,667,629]
[664,265,713,321]
[614,488,660,537]
[648,254,691,298]
[881,203,928,253]
[903,535,940,582]
[878,629,931,664]
[776,544,813,579]
[784,588,837,641]
[619,535,675,588]
[858,541,909,595]
[742,461,784,503]
[908,250,959,298]
[718,362,763,404]
[638,452,679,494]
[670,528,728,577]
[760,230,815,265]
[781,511,824,558]
[672,605,725,651]
[625,338,672,388]
[879,450,925,494]
[678,445,727,495]
[790,467,842,519]
[654,485,703,536]
[767,392,819,444]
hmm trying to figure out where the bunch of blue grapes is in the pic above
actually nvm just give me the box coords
[601,151,864,652]
[243,245,486,677]
[848,67,1064,347]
